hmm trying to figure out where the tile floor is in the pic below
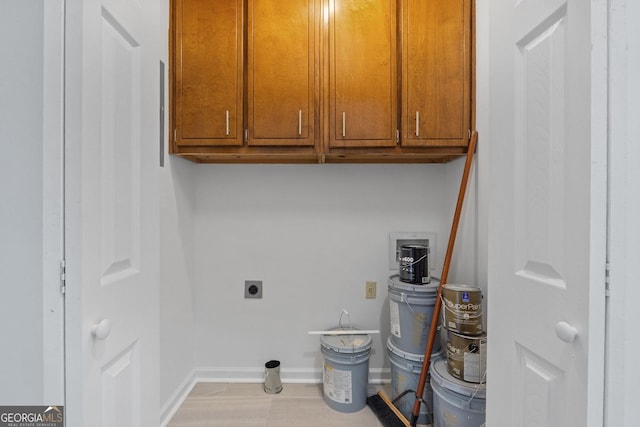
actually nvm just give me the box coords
[167,382,430,427]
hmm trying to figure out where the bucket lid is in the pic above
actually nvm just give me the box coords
[388,275,439,294]
[430,357,486,398]
[386,337,441,363]
[320,328,372,353]
[443,283,482,293]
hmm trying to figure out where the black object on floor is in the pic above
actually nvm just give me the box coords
[367,391,410,427]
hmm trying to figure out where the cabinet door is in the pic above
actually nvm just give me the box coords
[175,0,243,146]
[329,0,398,148]
[248,0,316,146]
[402,0,471,147]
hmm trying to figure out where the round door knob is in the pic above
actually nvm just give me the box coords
[92,319,112,341]
[555,321,578,343]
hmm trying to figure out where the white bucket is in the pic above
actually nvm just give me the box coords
[320,329,372,413]
[430,357,486,427]
[387,337,441,425]
[388,275,441,355]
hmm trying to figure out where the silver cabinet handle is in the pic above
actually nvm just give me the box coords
[415,111,420,136]
[555,321,578,343]
[298,110,302,136]
[342,112,346,137]
[225,110,230,136]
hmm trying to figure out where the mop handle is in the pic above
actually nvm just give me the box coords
[410,131,478,426]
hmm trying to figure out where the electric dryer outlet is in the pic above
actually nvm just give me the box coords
[244,280,263,298]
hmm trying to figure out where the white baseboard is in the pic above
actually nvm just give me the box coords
[193,367,390,384]
[159,366,390,426]
[159,369,197,427]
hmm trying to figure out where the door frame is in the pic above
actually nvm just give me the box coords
[62,0,88,422]
[43,0,66,406]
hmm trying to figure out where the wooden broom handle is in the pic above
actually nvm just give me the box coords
[410,130,478,426]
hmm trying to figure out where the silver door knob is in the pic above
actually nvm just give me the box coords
[555,321,578,343]
[92,318,112,341]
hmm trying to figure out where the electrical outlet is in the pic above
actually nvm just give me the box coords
[389,232,437,270]
[365,281,376,299]
[244,280,263,299]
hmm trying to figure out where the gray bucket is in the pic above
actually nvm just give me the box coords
[388,275,441,355]
[387,337,441,425]
[430,357,486,427]
[320,330,372,413]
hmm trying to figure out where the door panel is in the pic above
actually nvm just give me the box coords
[514,7,567,291]
[175,0,243,145]
[248,0,316,146]
[101,344,140,426]
[402,0,471,146]
[100,9,141,283]
[329,0,397,147]
[487,0,606,426]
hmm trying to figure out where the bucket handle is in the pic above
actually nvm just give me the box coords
[401,292,416,314]
[404,371,433,420]
[339,309,352,330]
[392,388,432,424]
[463,369,487,408]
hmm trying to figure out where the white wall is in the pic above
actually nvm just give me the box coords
[190,163,477,380]
[606,1,640,425]
[157,0,199,417]
[159,155,197,417]
[475,0,490,324]
[0,0,45,404]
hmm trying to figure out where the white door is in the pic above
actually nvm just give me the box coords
[487,0,607,426]
[64,0,162,424]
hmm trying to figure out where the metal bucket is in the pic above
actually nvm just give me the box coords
[441,284,483,336]
[445,330,487,384]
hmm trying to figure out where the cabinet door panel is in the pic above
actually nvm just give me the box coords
[329,0,397,147]
[402,0,471,146]
[176,0,243,145]
[248,0,316,146]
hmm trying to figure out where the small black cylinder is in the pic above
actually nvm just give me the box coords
[399,244,430,284]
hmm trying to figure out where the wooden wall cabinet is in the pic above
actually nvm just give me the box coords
[170,0,473,163]
[401,0,472,148]
[327,0,398,149]
[174,0,243,147]
[171,0,320,162]
[247,0,317,147]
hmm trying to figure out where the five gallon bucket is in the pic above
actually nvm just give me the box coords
[441,284,483,336]
[387,338,441,425]
[430,357,486,427]
[320,330,372,413]
[388,275,441,355]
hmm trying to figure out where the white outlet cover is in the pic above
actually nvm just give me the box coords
[388,232,437,270]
